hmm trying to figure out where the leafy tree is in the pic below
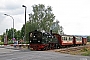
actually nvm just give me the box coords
[1,33,5,42]
[50,20,64,34]
[1,28,22,42]
[21,25,25,39]
[28,4,55,32]
[87,36,90,42]
[0,36,1,41]
[7,28,16,40]
[15,30,21,40]
[7,28,13,40]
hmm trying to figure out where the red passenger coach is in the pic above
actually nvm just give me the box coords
[53,34,74,47]
[61,35,73,46]
[73,36,83,45]
[82,37,87,45]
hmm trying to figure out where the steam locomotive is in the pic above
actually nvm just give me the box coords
[29,30,87,50]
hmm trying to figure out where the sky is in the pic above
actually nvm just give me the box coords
[0,0,90,35]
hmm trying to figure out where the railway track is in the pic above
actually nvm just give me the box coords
[48,44,90,55]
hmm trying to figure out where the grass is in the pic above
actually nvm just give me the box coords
[55,46,90,56]
[81,47,88,52]
[81,47,90,56]
[81,50,90,56]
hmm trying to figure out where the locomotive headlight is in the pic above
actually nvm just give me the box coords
[34,36,35,37]
[30,41,31,42]
[38,41,40,42]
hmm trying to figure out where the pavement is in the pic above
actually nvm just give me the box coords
[0,45,21,54]
[0,45,90,60]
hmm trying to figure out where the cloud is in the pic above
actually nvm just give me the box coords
[0,0,90,35]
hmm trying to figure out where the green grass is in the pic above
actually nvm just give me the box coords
[81,47,88,52]
[81,51,90,56]
[81,47,90,56]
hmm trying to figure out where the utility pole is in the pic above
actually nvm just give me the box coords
[22,5,27,43]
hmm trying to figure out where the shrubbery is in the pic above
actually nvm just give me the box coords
[0,42,4,45]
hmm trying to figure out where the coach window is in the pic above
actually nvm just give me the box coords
[69,37,70,40]
[70,37,73,40]
[63,37,65,40]
[65,37,67,40]
[78,37,80,41]
[69,37,71,41]
[71,37,73,40]
[76,37,78,40]
[77,37,80,41]
[63,37,64,40]
[62,37,64,40]
[79,37,82,41]
[80,37,82,40]
[77,37,79,41]
[70,37,72,41]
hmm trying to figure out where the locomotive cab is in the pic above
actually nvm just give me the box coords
[42,32,58,44]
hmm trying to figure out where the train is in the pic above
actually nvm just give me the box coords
[29,30,87,50]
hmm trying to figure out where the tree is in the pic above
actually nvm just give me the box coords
[15,30,21,40]
[87,36,90,42]
[7,28,16,40]
[1,28,22,42]
[28,4,55,32]
[0,36,1,42]
[1,33,5,42]
[21,25,25,40]
[50,20,64,34]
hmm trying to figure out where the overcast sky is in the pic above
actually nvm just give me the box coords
[0,0,90,35]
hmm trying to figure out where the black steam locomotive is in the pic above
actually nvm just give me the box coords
[29,30,58,50]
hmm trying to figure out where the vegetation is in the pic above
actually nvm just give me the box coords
[81,47,90,56]
[82,51,90,56]
[87,36,90,42]
[0,42,4,45]
[0,4,62,43]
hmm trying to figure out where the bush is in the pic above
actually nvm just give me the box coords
[0,42,4,45]
[8,42,13,44]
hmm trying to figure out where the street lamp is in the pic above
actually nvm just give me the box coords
[4,14,14,40]
[22,5,27,43]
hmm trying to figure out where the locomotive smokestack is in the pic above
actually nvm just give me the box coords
[50,30,52,35]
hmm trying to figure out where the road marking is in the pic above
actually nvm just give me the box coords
[80,58,87,60]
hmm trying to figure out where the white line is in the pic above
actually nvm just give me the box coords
[80,58,87,60]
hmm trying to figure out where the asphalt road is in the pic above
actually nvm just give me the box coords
[0,46,90,60]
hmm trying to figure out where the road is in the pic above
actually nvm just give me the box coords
[0,45,90,60]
